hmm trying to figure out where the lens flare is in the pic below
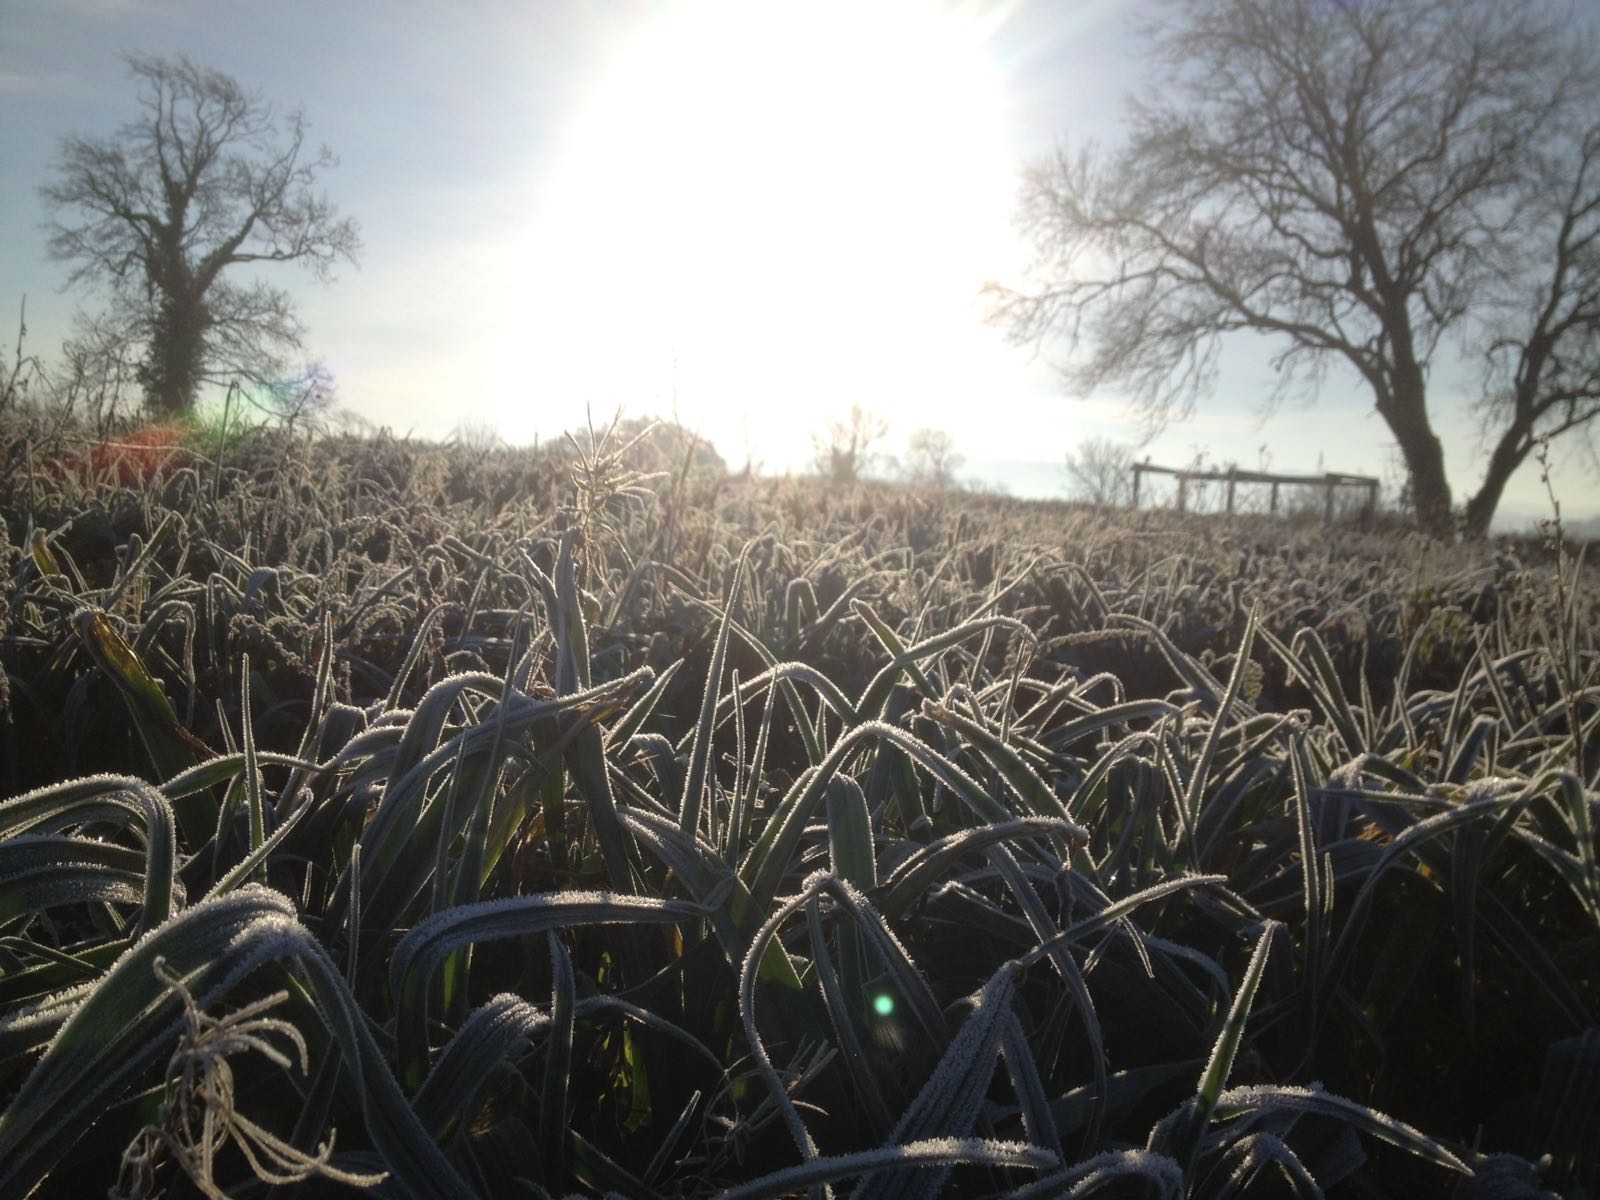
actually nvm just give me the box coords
[872,992,895,1018]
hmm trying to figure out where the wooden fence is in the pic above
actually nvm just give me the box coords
[1130,463,1379,521]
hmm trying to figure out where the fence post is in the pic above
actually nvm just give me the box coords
[1225,467,1237,515]
[1270,481,1280,514]
[1131,464,1142,510]
[1177,474,1188,514]
[1324,476,1336,523]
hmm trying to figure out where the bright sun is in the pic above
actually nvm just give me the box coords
[506,0,1020,466]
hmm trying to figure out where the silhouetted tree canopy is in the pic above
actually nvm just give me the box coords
[1063,437,1135,508]
[41,54,360,418]
[905,428,964,490]
[991,0,1600,538]
[813,405,889,483]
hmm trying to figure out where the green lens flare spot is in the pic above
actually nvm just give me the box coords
[872,992,895,1017]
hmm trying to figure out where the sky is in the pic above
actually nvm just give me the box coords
[0,0,1594,528]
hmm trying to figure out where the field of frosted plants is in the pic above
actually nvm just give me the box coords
[0,416,1596,1199]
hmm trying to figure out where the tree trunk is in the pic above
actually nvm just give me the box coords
[142,291,209,417]
[1462,424,1531,540]
[1381,371,1453,539]
[1405,440,1453,539]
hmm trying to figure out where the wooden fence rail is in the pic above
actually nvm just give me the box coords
[1130,463,1379,522]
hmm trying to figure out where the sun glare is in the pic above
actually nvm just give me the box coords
[507,0,1019,465]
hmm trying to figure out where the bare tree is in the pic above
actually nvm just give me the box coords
[989,0,1600,538]
[905,427,964,490]
[1063,437,1134,507]
[40,54,361,418]
[812,405,889,483]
